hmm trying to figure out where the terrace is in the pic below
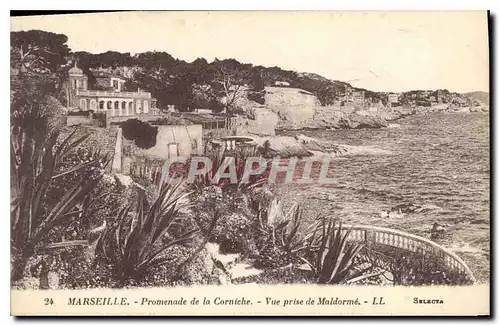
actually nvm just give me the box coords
[76,89,152,99]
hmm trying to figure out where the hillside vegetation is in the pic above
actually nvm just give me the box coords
[466,91,489,106]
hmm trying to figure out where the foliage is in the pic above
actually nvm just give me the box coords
[302,218,365,284]
[188,184,252,254]
[188,150,268,194]
[129,157,165,189]
[245,107,257,120]
[212,212,253,254]
[95,182,197,284]
[186,148,272,255]
[356,245,474,286]
[247,91,265,105]
[233,265,314,285]
[260,140,272,158]
[121,118,158,149]
[10,113,105,281]
[148,115,192,126]
[43,145,112,247]
[17,30,465,114]
[92,112,107,128]
[72,50,353,111]
[11,30,70,73]
[10,46,109,282]
[253,199,313,269]
[247,70,266,104]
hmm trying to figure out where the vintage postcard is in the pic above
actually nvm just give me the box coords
[10,11,490,316]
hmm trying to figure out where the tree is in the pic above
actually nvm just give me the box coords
[247,70,266,104]
[212,62,248,115]
[121,119,158,149]
[11,30,70,74]
[136,51,177,70]
[317,85,337,106]
[190,84,216,110]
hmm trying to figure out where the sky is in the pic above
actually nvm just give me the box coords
[11,11,490,93]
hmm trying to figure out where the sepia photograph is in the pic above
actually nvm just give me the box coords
[9,10,490,316]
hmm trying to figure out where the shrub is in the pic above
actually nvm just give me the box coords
[188,151,269,194]
[42,144,114,248]
[11,116,105,282]
[245,107,257,120]
[247,90,265,105]
[149,115,192,126]
[190,184,254,254]
[253,199,313,269]
[121,118,158,149]
[33,246,117,289]
[95,182,198,285]
[186,150,272,257]
[212,212,253,254]
[93,112,107,127]
[129,157,165,189]
[355,245,474,286]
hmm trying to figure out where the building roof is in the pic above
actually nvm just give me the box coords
[69,62,83,75]
[89,67,125,80]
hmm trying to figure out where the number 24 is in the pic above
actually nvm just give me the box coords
[44,298,54,305]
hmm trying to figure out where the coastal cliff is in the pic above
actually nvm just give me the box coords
[234,86,488,137]
[234,86,412,136]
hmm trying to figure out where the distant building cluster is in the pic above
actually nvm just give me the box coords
[385,89,484,109]
[334,86,367,106]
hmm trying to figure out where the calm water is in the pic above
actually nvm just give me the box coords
[279,112,490,281]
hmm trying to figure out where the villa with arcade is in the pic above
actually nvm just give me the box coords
[67,63,157,116]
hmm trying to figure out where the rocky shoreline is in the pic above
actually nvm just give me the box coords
[276,106,412,131]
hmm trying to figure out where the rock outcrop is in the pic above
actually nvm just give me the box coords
[234,87,408,132]
[233,86,487,136]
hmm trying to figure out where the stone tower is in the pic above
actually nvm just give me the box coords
[67,61,88,108]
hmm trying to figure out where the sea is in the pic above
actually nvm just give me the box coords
[278,112,490,282]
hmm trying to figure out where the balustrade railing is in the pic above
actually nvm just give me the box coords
[76,90,151,98]
[341,224,476,282]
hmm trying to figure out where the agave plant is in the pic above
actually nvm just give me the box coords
[95,182,198,284]
[257,199,317,253]
[302,218,364,284]
[254,199,316,269]
[11,112,106,281]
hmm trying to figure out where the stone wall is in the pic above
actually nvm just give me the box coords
[234,107,279,136]
[107,114,168,128]
[136,124,204,160]
[111,128,123,173]
[66,112,98,127]
[67,115,93,126]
